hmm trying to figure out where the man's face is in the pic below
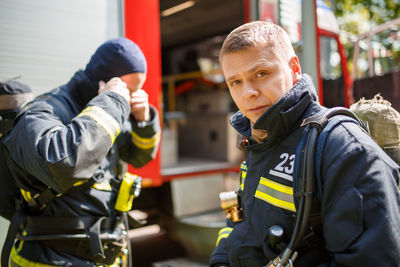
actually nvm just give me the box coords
[221,46,301,125]
[120,72,146,94]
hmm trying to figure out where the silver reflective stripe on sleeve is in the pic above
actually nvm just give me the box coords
[240,161,247,190]
[78,106,120,143]
[131,131,160,150]
[216,227,233,246]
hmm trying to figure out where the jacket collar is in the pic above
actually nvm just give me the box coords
[60,70,98,111]
[231,74,318,144]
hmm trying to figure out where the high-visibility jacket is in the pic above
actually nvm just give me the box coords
[209,74,400,267]
[3,70,160,266]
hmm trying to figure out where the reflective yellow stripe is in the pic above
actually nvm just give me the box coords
[240,161,247,190]
[216,227,233,246]
[240,170,246,190]
[216,234,230,246]
[20,189,32,202]
[72,181,86,187]
[10,246,59,267]
[240,161,247,171]
[259,177,293,195]
[255,177,295,212]
[92,180,112,191]
[131,131,160,150]
[107,255,124,267]
[78,106,120,144]
[11,241,123,267]
[218,227,233,236]
[17,232,25,251]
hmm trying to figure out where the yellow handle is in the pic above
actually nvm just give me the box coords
[114,173,141,212]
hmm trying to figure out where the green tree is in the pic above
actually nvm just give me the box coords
[335,0,400,27]
[334,0,400,75]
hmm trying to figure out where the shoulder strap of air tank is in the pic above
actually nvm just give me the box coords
[298,107,364,244]
[312,107,366,203]
[272,107,365,266]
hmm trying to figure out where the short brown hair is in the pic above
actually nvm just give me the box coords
[219,21,295,62]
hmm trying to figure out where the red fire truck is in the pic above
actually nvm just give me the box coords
[126,0,352,188]
[123,0,356,265]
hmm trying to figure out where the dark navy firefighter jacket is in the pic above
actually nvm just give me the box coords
[3,70,160,266]
[209,74,400,267]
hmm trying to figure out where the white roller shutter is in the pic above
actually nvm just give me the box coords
[0,0,123,96]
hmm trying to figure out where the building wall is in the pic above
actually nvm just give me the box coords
[0,0,123,96]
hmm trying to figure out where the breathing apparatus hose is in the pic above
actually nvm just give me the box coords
[270,107,364,267]
[278,126,318,266]
[296,126,319,247]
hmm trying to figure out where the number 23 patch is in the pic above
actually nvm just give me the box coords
[254,152,296,212]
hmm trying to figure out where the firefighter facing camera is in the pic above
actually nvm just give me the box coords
[209,21,400,267]
[1,38,161,267]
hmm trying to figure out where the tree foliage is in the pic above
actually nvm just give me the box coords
[335,0,400,26]
[334,0,400,77]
